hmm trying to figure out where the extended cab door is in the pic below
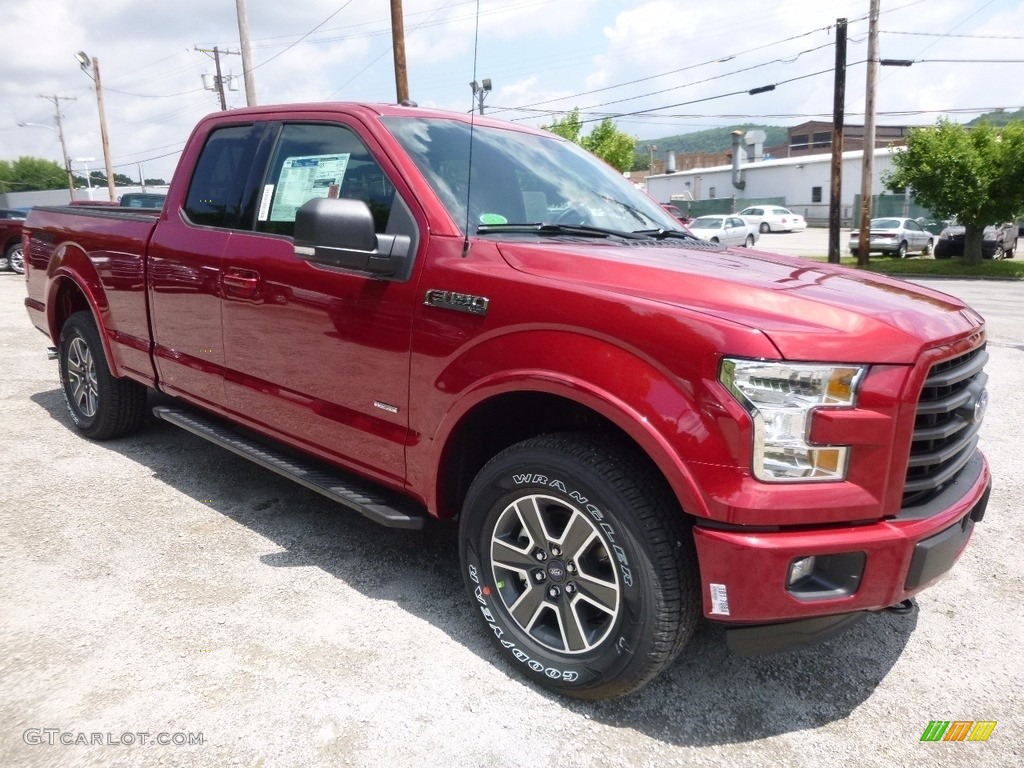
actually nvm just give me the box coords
[148,123,267,408]
[219,120,421,487]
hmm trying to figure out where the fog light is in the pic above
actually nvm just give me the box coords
[788,556,817,586]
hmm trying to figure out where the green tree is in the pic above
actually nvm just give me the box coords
[543,108,583,144]
[0,156,68,193]
[885,120,1024,264]
[582,118,636,174]
[542,108,636,173]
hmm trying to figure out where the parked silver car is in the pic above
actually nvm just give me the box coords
[687,215,759,247]
[849,217,934,258]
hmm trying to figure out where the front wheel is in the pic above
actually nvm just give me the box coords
[459,434,700,701]
[5,243,24,274]
[759,222,769,234]
[923,239,934,256]
[59,311,147,439]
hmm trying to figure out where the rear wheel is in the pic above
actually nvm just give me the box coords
[59,311,146,439]
[744,234,755,248]
[896,241,908,259]
[4,242,23,275]
[459,434,700,701]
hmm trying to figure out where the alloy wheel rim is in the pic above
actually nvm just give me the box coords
[489,494,621,654]
[67,337,99,417]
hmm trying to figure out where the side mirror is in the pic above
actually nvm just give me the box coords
[293,197,410,277]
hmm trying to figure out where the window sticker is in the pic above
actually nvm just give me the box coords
[269,153,351,222]
[257,184,274,222]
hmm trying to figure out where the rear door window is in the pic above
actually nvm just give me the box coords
[184,124,262,228]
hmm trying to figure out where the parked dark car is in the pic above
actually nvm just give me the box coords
[934,222,1017,259]
[0,208,27,274]
[120,192,167,209]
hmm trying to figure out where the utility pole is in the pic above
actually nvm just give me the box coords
[857,0,880,268]
[76,52,117,202]
[390,0,409,103]
[196,46,240,110]
[235,0,257,106]
[39,94,77,200]
[828,19,847,264]
[648,144,658,175]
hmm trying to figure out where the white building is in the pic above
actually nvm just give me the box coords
[646,147,904,226]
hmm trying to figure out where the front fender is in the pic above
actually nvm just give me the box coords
[417,329,744,521]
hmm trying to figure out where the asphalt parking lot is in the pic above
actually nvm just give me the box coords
[1,269,1021,768]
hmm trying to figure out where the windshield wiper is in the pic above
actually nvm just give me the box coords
[632,228,702,241]
[476,223,652,240]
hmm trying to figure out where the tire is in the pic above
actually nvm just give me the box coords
[459,434,700,701]
[744,234,755,248]
[1008,240,1016,259]
[896,241,908,259]
[759,222,769,234]
[58,311,146,439]
[5,242,24,275]
[923,239,933,257]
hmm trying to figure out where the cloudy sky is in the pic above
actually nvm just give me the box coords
[1,0,1022,183]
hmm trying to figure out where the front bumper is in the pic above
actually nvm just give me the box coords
[692,452,990,627]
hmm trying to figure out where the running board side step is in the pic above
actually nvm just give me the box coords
[152,405,425,530]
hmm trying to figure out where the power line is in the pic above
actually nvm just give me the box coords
[491,26,838,116]
[250,0,356,73]
[883,30,1024,40]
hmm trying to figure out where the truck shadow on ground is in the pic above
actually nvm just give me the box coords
[30,388,917,748]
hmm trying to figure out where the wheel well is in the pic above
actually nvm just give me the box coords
[51,279,91,341]
[438,391,670,519]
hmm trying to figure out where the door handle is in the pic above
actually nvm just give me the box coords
[223,268,260,297]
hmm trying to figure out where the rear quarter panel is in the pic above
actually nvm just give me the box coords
[24,207,159,384]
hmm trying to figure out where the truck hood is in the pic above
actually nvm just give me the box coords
[497,240,983,364]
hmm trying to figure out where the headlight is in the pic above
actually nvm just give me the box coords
[719,359,867,482]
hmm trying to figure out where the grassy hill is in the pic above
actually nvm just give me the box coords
[967,108,1024,127]
[631,110,1022,171]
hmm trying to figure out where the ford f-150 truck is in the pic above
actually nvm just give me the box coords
[23,103,991,701]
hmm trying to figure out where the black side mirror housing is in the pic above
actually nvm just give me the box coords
[293,197,410,277]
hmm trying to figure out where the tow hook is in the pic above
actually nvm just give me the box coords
[885,598,916,615]
[46,346,58,360]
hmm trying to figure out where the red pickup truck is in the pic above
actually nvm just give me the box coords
[23,103,991,700]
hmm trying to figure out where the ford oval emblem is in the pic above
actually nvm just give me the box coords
[973,389,988,424]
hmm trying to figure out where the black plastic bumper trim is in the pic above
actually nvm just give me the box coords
[904,479,990,590]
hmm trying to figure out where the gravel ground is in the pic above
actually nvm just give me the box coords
[1,271,1020,768]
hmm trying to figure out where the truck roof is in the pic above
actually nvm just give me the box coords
[194,101,552,137]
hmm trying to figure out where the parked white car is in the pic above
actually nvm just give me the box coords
[687,215,759,247]
[737,206,807,233]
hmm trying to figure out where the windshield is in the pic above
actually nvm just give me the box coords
[382,116,679,235]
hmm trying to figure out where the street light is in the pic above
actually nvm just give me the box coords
[17,121,76,199]
[74,158,97,190]
[470,79,492,115]
[75,50,117,202]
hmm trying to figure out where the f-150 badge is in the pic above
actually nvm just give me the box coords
[423,289,489,316]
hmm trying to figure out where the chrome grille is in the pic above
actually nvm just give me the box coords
[903,345,988,508]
